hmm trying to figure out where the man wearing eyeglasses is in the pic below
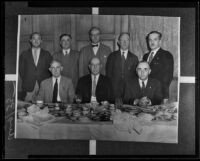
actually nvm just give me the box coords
[79,27,112,78]
[76,57,113,103]
[37,59,75,103]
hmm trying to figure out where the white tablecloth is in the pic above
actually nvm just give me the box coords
[16,118,178,143]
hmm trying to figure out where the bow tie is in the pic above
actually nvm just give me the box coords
[92,44,99,48]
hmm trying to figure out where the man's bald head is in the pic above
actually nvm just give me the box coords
[89,57,102,75]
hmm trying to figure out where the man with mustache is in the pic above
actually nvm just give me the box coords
[143,31,174,104]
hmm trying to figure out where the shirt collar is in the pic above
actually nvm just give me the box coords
[120,49,128,59]
[120,49,128,54]
[138,78,148,87]
[32,47,41,52]
[151,47,160,55]
[91,74,100,80]
[91,42,100,46]
[52,76,61,83]
[62,48,70,55]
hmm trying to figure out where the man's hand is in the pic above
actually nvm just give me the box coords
[138,96,152,107]
[133,99,139,105]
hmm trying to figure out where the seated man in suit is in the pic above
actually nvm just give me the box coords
[76,57,113,104]
[124,61,163,106]
[37,59,75,103]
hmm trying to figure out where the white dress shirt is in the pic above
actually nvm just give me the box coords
[120,49,128,59]
[90,74,100,102]
[52,76,61,102]
[147,47,160,62]
[32,48,41,66]
[138,79,148,88]
[62,49,71,56]
[92,43,100,55]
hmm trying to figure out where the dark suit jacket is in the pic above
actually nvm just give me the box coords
[75,74,114,103]
[124,78,163,105]
[106,50,139,98]
[37,76,75,103]
[53,49,79,88]
[19,48,52,92]
[143,48,174,99]
[79,43,112,78]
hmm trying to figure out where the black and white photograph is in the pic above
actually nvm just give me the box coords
[4,1,198,158]
[15,14,180,143]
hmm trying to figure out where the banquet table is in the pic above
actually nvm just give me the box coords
[16,102,178,143]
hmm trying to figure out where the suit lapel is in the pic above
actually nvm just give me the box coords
[135,79,142,97]
[59,76,64,101]
[116,50,122,64]
[125,51,132,66]
[96,43,103,57]
[88,75,92,98]
[29,49,36,67]
[145,52,150,61]
[89,44,95,56]
[96,74,102,95]
[49,78,53,101]
[150,48,162,65]
[144,79,153,96]
[36,49,43,68]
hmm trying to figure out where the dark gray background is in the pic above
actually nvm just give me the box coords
[4,2,197,158]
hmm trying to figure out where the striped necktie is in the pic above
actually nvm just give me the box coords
[148,51,154,63]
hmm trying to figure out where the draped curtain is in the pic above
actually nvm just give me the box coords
[127,15,179,77]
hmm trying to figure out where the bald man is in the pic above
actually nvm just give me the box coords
[76,57,113,103]
[124,61,163,105]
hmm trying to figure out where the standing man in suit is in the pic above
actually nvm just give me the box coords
[53,34,79,88]
[106,32,139,102]
[76,57,113,103]
[143,31,174,103]
[79,26,112,78]
[124,61,163,105]
[37,59,75,103]
[19,32,52,102]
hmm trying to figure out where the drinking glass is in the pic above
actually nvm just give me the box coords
[115,97,123,109]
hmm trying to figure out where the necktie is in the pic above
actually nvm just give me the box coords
[33,50,37,66]
[91,75,97,97]
[52,79,58,103]
[65,50,68,55]
[92,44,98,48]
[141,81,145,96]
[121,52,126,77]
[148,51,154,63]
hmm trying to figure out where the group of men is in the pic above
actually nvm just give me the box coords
[19,26,174,106]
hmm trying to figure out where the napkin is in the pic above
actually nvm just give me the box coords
[111,111,143,134]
